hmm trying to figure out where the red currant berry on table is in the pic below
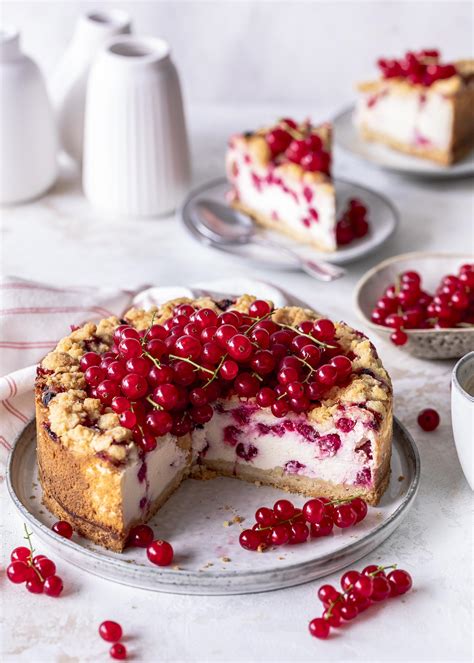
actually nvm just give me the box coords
[370,574,391,601]
[110,643,127,660]
[26,575,44,594]
[11,546,31,563]
[387,569,413,595]
[417,408,440,432]
[44,575,64,597]
[52,521,73,539]
[308,617,330,639]
[340,603,358,620]
[33,556,56,578]
[147,540,174,566]
[99,621,123,643]
[354,573,374,598]
[7,561,30,584]
[340,570,360,591]
[317,584,341,605]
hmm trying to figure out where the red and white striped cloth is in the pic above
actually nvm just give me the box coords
[0,276,288,478]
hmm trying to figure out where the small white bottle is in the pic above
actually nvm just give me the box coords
[0,27,58,204]
[50,10,132,163]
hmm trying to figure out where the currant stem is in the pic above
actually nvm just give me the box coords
[278,322,336,349]
[23,523,44,583]
[146,395,163,410]
[168,354,214,375]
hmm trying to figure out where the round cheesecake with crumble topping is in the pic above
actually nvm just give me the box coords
[35,295,392,552]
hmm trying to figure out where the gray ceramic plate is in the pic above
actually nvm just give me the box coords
[334,105,474,179]
[181,177,398,268]
[7,418,419,595]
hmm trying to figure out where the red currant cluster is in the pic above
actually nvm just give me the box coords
[78,300,355,451]
[336,199,370,246]
[239,496,367,551]
[265,118,331,174]
[127,524,174,566]
[99,621,127,660]
[377,49,457,86]
[371,264,474,347]
[309,564,413,639]
[6,524,64,597]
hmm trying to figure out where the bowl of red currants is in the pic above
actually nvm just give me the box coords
[354,252,474,359]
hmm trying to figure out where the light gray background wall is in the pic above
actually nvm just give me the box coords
[2,0,473,109]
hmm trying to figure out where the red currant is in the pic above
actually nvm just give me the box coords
[417,408,440,432]
[99,621,123,643]
[52,521,73,539]
[147,540,174,566]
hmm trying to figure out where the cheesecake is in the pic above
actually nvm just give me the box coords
[36,295,392,552]
[226,119,337,251]
[355,49,474,165]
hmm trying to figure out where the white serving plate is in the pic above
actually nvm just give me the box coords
[355,252,474,359]
[7,418,419,595]
[181,177,399,269]
[333,106,474,179]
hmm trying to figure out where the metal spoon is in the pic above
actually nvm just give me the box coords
[194,199,346,282]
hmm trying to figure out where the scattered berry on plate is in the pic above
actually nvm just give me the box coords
[147,540,174,566]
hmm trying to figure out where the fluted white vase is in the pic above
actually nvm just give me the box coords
[0,27,57,204]
[50,9,132,163]
[83,35,191,217]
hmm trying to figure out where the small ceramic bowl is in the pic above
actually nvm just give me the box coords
[451,352,474,489]
[354,252,474,359]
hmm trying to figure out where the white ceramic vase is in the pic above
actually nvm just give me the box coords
[83,35,191,217]
[0,27,57,204]
[50,9,132,163]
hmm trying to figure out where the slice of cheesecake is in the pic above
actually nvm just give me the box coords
[226,119,337,251]
[355,50,474,165]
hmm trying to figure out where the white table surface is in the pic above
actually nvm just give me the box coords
[1,103,473,663]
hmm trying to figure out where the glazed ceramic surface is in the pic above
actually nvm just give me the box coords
[83,35,190,217]
[8,418,419,595]
[50,9,131,163]
[181,177,398,268]
[334,106,474,179]
[0,27,57,204]
[451,352,474,489]
[355,252,474,359]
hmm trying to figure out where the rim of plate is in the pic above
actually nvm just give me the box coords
[354,251,474,336]
[6,417,420,582]
[180,176,399,266]
[333,105,474,179]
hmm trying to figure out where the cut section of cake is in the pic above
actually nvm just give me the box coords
[226,119,337,251]
[355,49,474,165]
[35,296,392,551]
